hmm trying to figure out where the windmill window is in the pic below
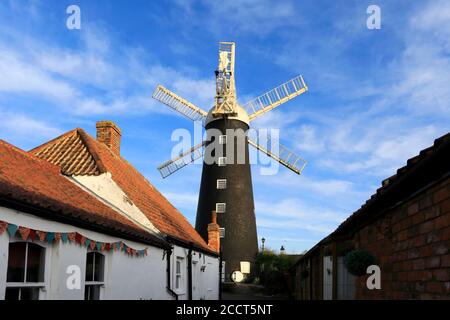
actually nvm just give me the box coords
[219,228,225,238]
[5,242,45,300]
[216,179,227,189]
[85,251,105,300]
[216,203,226,213]
[219,135,227,144]
[218,157,227,166]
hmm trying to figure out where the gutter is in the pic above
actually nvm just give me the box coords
[166,235,219,257]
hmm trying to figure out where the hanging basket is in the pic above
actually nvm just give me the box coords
[344,249,376,276]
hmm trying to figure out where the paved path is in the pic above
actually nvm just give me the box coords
[221,283,289,300]
[222,292,289,300]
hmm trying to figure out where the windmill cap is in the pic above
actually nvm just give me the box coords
[205,104,250,126]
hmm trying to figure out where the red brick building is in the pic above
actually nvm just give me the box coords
[294,132,450,300]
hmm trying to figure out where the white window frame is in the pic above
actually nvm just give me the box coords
[218,157,227,166]
[84,251,106,300]
[216,179,227,189]
[219,135,227,145]
[219,228,225,238]
[216,203,226,213]
[175,256,185,292]
[5,241,47,300]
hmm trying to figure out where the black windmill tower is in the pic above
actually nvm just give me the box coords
[152,42,308,281]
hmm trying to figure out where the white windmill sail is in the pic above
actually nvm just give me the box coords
[243,75,308,121]
[157,141,206,178]
[152,85,207,122]
[247,130,307,175]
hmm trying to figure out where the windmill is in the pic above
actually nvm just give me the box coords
[152,42,308,281]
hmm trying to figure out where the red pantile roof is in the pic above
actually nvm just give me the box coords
[0,140,169,248]
[31,128,212,252]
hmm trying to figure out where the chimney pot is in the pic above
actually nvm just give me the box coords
[96,121,122,156]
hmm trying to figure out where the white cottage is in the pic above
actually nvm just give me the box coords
[0,121,220,300]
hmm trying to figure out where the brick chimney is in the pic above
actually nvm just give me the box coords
[207,211,220,253]
[96,121,121,156]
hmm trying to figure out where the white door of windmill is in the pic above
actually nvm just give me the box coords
[323,256,333,300]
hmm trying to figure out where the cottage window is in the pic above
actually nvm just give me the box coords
[85,251,105,300]
[175,257,184,290]
[5,242,45,300]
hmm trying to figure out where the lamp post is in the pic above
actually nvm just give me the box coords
[261,237,266,253]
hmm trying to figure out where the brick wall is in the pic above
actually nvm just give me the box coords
[354,177,450,299]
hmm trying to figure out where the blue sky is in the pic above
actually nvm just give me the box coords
[0,0,449,253]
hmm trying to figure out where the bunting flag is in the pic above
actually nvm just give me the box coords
[68,232,76,243]
[18,226,30,240]
[46,232,55,244]
[0,220,149,258]
[55,233,61,244]
[0,221,8,235]
[29,230,37,241]
[61,233,69,243]
[37,231,46,242]
[7,223,18,237]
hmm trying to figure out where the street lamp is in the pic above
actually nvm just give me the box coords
[261,237,266,253]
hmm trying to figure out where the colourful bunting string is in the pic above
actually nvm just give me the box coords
[0,220,148,258]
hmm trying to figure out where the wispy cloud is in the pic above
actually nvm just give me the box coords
[174,0,301,36]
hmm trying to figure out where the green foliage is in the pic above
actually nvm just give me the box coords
[254,249,298,295]
[344,249,376,276]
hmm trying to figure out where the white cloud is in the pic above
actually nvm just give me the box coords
[0,47,78,101]
[0,110,62,143]
[174,0,300,36]
[255,197,345,234]
[163,191,198,209]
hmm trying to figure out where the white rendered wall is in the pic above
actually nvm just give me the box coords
[0,206,171,300]
[170,245,220,300]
